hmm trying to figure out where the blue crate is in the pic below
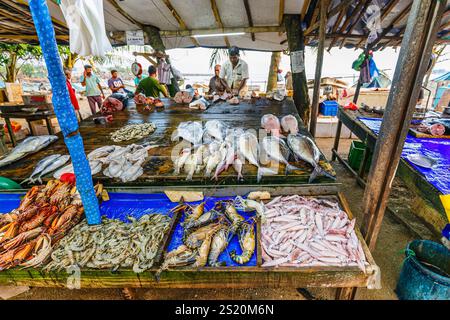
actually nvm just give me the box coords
[320,100,338,116]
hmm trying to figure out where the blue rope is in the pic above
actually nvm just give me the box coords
[28,0,101,225]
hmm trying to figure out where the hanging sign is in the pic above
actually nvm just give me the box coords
[126,30,145,46]
[291,50,304,73]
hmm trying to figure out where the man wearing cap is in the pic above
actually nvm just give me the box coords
[220,46,249,97]
[80,65,105,115]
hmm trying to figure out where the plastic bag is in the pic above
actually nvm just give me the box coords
[362,0,382,47]
[60,0,112,57]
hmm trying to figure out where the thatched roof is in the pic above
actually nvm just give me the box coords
[0,0,449,51]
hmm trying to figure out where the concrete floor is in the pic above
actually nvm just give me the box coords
[1,136,424,300]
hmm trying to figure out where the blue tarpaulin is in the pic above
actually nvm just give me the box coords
[358,117,450,195]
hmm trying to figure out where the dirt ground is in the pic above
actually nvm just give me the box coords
[2,135,427,300]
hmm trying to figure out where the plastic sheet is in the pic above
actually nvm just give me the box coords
[358,117,450,195]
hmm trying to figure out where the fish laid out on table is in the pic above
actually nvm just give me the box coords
[0,135,58,168]
[22,154,70,185]
[0,180,103,270]
[157,200,256,278]
[260,195,368,272]
[52,144,158,183]
[170,115,335,183]
[44,214,171,273]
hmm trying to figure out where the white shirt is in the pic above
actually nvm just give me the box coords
[220,59,249,90]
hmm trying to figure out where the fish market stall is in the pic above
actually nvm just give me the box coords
[333,106,449,235]
[0,98,336,186]
[0,184,380,291]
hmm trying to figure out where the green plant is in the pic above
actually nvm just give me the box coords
[0,44,42,82]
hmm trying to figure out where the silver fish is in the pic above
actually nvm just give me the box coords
[184,153,198,181]
[36,155,71,183]
[172,121,203,145]
[21,154,62,184]
[287,134,334,183]
[53,163,73,179]
[0,135,58,168]
[261,136,299,174]
[205,149,223,178]
[204,120,226,141]
[87,146,116,161]
[238,131,276,182]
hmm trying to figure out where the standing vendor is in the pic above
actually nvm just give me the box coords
[220,46,249,97]
[208,64,230,94]
[80,65,105,115]
[135,65,169,98]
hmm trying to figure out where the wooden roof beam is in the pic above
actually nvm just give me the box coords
[327,2,352,51]
[106,0,143,28]
[210,0,230,48]
[161,0,200,47]
[305,0,354,35]
[301,0,311,19]
[243,0,256,41]
[355,2,412,49]
[11,0,68,33]
[0,34,69,41]
[159,26,283,37]
[339,0,370,48]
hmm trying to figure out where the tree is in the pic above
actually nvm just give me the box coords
[0,44,42,83]
[266,51,282,92]
[58,45,79,69]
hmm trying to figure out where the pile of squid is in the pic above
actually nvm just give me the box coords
[260,195,368,272]
[0,180,102,270]
[157,199,256,277]
[44,213,171,273]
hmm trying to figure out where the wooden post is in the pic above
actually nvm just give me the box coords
[309,0,328,136]
[336,0,446,301]
[360,0,446,251]
[285,14,310,124]
[143,25,180,93]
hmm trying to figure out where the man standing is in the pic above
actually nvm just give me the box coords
[80,65,105,115]
[220,46,249,97]
[208,64,230,94]
[135,65,169,98]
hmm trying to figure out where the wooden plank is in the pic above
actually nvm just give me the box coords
[243,0,256,41]
[0,99,335,186]
[210,0,230,47]
[0,188,377,290]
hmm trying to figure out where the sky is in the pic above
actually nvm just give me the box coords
[73,44,449,85]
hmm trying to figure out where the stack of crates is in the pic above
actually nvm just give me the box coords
[319,100,339,116]
[348,141,372,171]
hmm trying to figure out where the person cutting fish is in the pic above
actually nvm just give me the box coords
[135,65,169,98]
[220,46,249,97]
[208,64,230,94]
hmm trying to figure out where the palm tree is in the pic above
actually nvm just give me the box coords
[266,51,282,92]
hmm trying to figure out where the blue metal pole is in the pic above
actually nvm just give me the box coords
[28,0,101,225]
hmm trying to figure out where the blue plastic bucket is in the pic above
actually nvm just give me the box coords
[396,240,450,300]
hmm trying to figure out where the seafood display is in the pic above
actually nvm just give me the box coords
[44,214,171,273]
[189,98,210,110]
[22,154,71,184]
[110,123,156,142]
[287,134,335,183]
[260,195,368,271]
[174,90,194,104]
[134,94,164,108]
[0,135,58,168]
[171,121,204,145]
[261,114,282,136]
[281,115,299,134]
[158,200,256,276]
[53,144,156,182]
[0,180,102,270]
[417,118,450,136]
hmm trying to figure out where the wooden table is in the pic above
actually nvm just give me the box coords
[0,110,56,146]
[0,185,379,298]
[332,106,447,234]
[0,98,336,186]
